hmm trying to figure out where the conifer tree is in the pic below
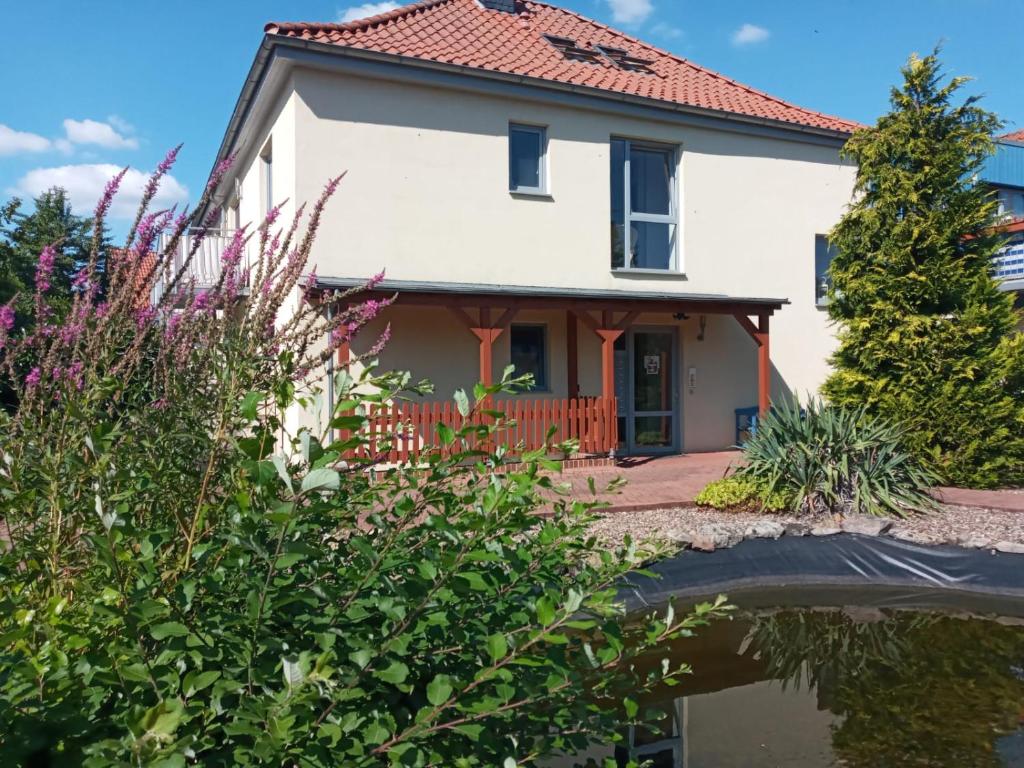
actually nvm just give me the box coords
[823,50,1024,488]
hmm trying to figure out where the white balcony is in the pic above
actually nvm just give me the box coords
[993,230,1024,291]
[152,229,243,304]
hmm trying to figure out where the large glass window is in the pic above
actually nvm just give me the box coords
[997,187,1024,219]
[509,124,547,194]
[510,324,548,390]
[815,234,838,305]
[260,140,273,217]
[610,138,678,270]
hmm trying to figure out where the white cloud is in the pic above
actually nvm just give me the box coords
[10,164,189,220]
[62,118,139,150]
[731,23,770,46]
[337,1,399,22]
[650,21,683,39]
[0,124,51,156]
[606,0,652,25]
[106,115,135,136]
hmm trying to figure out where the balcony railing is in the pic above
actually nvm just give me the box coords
[152,229,241,303]
[339,396,618,464]
[992,231,1024,284]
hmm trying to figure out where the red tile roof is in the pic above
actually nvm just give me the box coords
[1001,129,1024,143]
[267,0,860,135]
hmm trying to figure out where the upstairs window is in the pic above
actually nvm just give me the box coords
[815,234,838,305]
[509,124,547,195]
[510,324,548,390]
[260,139,273,217]
[997,187,1024,219]
[611,138,678,270]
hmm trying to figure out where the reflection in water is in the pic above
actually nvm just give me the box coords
[551,607,1024,767]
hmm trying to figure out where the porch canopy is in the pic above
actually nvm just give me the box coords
[316,278,787,416]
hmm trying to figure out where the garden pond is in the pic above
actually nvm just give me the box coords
[553,588,1024,767]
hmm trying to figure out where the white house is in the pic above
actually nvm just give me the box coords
[198,0,861,457]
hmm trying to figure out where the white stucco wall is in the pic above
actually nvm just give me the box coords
[228,62,857,451]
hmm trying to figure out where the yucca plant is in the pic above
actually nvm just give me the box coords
[738,399,938,518]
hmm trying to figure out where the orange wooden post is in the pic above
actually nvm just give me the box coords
[566,311,579,399]
[756,313,770,417]
[469,327,502,387]
[733,312,772,419]
[594,329,623,402]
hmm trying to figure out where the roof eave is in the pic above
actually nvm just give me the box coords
[313,276,790,311]
[202,32,855,211]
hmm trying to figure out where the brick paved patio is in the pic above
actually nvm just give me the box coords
[559,451,1024,513]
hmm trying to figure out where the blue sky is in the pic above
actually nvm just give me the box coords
[2,0,1022,232]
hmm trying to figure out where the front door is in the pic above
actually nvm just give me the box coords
[615,328,678,454]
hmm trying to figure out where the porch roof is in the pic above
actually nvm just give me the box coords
[314,277,788,314]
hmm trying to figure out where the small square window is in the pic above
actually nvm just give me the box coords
[510,324,548,390]
[509,124,546,194]
[815,234,838,305]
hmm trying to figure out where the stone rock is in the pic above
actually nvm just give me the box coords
[890,529,940,546]
[784,522,811,537]
[993,540,1024,554]
[842,606,887,623]
[810,526,841,537]
[663,529,693,547]
[841,515,892,536]
[956,535,992,549]
[690,524,744,552]
[744,521,785,540]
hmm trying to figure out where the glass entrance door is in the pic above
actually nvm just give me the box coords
[614,328,678,454]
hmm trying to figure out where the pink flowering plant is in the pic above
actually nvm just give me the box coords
[0,149,724,766]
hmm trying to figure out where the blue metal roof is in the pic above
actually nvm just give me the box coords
[981,140,1024,189]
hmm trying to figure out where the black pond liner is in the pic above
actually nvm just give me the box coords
[621,533,1024,617]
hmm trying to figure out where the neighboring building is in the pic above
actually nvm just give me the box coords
[196,0,863,456]
[982,131,1024,321]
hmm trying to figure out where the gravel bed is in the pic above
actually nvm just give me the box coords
[587,503,1024,552]
[889,505,1024,545]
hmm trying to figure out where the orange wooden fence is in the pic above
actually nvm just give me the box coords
[340,397,617,463]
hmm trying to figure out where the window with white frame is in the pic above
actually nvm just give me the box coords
[510,324,548,390]
[611,138,678,270]
[997,187,1024,219]
[815,234,838,305]
[508,124,547,194]
[260,140,273,217]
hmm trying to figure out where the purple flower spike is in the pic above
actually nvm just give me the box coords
[206,152,237,192]
[0,303,14,332]
[25,367,42,389]
[95,167,129,222]
[35,245,57,294]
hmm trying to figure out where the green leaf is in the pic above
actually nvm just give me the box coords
[376,660,409,685]
[486,633,508,663]
[454,389,470,417]
[184,670,221,696]
[426,674,453,706]
[536,595,556,627]
[139,699,183,737]
[240,390,261,421]
[150,622,189,640]
[301,467,339,493]
[349,649,372,669]
[436,423,455,446]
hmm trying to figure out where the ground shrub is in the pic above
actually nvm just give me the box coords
[694,475,793,513]
[0,151,727,766]
[737,399,938,518]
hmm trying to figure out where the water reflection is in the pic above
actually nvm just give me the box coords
[553,607,1024,767]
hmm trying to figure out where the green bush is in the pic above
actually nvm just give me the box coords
[694,476,793,513]
[0,154,727,766]
[822,51,1024,488]
[738,399,938,518]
